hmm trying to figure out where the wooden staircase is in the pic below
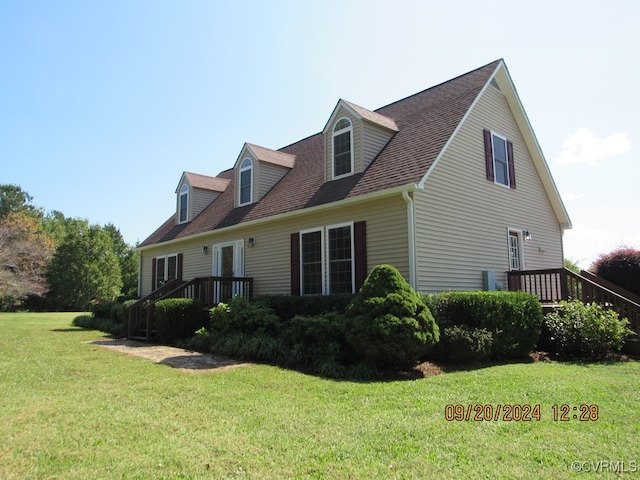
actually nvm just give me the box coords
[507,268,640,341]
[126,276,253,342]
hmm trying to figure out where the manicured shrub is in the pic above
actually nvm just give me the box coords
[154,298,208,343]
[423,291,542,359]
[72,314,125,337]
[90,299,116,319]
[177,327,212,352]
[258,294,355,320]
[543,300,633,359]
[345,264,439,367]
[209,296,282,336]
[283,313,354,369]
[592,246,640,297]
[432,325,493,363]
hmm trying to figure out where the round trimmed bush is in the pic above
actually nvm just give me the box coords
[345,264,439,367]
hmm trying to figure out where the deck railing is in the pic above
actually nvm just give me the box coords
[507,268,640,334]
[126,276,253,341]
[127,279,185,339]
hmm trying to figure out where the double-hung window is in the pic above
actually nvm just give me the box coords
[483,129,516,189]
[178,184,188,223]
[239,158,253,205]
[332,118,353,178]
[300,223,354,295]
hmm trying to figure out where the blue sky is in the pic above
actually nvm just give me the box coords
[1,0,638,268]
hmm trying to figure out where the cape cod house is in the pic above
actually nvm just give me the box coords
[134,59,572,312]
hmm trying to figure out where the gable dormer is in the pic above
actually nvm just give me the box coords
[176,172,230,224]
[234,143,295,207]
[322,99,398,182]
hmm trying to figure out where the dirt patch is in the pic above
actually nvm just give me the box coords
[90,339,249,373]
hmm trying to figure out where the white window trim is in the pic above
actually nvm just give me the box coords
[178,184,189,223]
[326,221,355,294]
[299,222,355,295]
[331,117,355,180]
[239,157,253,206]
[507,228,525,271]
[491,131,510,188]
[156,253,179,287]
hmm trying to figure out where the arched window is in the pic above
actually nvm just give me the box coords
[332,118,353,178]
[239,158,253,205]
[179,184,188,223]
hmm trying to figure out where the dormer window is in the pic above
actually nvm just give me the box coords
[239,158,253,205]
[178,184,188,223]
[332,118,353,178]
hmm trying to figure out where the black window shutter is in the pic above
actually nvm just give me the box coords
[507,140,516,189]
[151,257,157,291]
[483,129,494,181]
[177,253,184,281]
[290,233,300,296]
[354,221,367,290]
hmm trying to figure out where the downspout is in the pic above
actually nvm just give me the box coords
[137,252,143,297]
[402,190,417,289]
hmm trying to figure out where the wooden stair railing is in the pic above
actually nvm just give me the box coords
[126,276,254,341]
[507,268,640,334]
[127,279,186,340]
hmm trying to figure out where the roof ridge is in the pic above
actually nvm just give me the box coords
[374,59,502,114]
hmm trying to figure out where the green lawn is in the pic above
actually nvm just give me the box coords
[1,312,639,479]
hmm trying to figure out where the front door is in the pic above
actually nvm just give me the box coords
[212,240,245,302]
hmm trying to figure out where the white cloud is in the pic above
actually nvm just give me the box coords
[563,224,640,269]
[561,192,584,203]
[556,128,631,165]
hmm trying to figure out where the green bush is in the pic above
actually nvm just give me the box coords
[544,300,633,359]
[72,314,125,337]
[90,300,116,320]
[423,291,542,359]
[177,327,212,352]
[259,294,355,320]
[345,264,439,367]
[283,313,354,369]
[432,325,493,363]
[154,298,208,343]
[209,296,282,336]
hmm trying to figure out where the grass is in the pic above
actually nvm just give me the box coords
[1,312,639,479]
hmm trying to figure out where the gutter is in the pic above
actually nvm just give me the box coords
[137,183,417,252]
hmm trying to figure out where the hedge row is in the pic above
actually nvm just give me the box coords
[423,291,543,360]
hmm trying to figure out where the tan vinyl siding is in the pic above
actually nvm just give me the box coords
[191,188,220,220]
[414,85,564,293]
[324,108,363,180]
[257,161,289,200]
[140,194,409,296]
[363,122,394,169]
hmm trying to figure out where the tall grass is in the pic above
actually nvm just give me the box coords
[1,312,639,479]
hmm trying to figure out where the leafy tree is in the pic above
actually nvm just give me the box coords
[47,223,122,310]
[564,258,581,274]
[0,211,54,308]
[103,223,138,296]
[0,184,41,218]
[591,246,640,297]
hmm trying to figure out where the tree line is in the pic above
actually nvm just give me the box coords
[0,184,137,311]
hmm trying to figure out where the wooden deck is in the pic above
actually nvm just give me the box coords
[507,268,640,335]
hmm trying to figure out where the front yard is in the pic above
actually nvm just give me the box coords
[1,312,639,478]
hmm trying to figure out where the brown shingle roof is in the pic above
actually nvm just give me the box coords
[245,143,296,168]
[140,60,501,247]
[182,172,230,192]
